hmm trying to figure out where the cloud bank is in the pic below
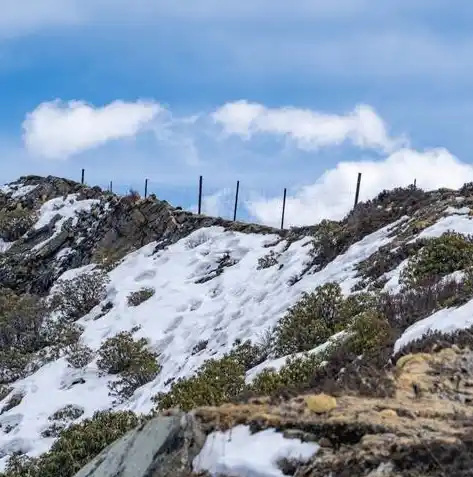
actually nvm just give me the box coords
[212,101,403,152]
[246,148,473,227]
[18,98,473,228]
[22,99,162,159]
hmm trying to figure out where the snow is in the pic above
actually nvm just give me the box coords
[0,184,37,199]
[32,195,100,251]
[0,219,404,468]
[193,425,318,477]
[0,239,12,254]
[413,214,473,240]
[394,299,473,354]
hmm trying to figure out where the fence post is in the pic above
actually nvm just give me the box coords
[109,181,113,193]
[198,175,203,214]
[413,178,417,188]
[280,188,287,230]
[354,172,362,207]
[81,169,85,185]
[144,178,148,199]
[233,180,240,221]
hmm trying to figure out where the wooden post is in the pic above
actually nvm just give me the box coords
[233,180,240,221]
[413,178,417,188]
[109,181,113,193]
[144,178,148,198]
[354,172,362,207]
[198,175,203,214]
[281,188,287,230]
[81,168,85,185]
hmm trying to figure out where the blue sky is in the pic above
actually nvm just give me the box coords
[2,0,473,226]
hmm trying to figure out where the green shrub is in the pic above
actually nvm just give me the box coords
[0,289,48,354]
[64,343,95,369]
[227,339,269,371]
[127,287,155,307]
[41,405,85,438]
[400,231,473,288]
[153,356,246,411]
[51,271,110,321]
[250,346,335,396]
[257,250,279,270]
[6,410,143,477]
[345,310,392,355]
[97,331,161,401]
[272,283,373,357]
[1,455,40,477]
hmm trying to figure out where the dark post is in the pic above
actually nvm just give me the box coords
[354,172,362,207]
[281,188,287,230]
[413,178,417,188]
[109,181,113,193]
[233,180,240,221]
[144,178,148,198]
[198,175,203,214]
[81,168,85,185]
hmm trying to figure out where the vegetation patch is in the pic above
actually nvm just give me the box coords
[127,287,155,307]
[0,206,37,242]
[271,283,376,357]
[50,270,110,321]
[399,231,473,289]
[97,331,161,401]
[1,410,143,477]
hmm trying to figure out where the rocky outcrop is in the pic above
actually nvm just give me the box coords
[72,413,206,477]
[0,175,287,296]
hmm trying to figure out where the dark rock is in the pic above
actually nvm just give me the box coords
[72,413,206,477]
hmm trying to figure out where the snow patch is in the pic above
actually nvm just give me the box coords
[193,425,318,477]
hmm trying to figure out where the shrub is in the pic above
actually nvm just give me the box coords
[51,271,110,321]
[272,283,374,357]
[0,206,36,242]
[65,343,95,369]
[153,356,246,411]
[257,250,279,270]
[1,390,24,414]
[345,310,392,355]
[0,385,12,402]
[127,287,155,307]
[8,410,143,477]
[1,455,40,477]
[49,404,84,422]
[97,331,161,401]
[227,339,269,371]
[399,231,473,289]
[250,353,327,397]
[0,289,48,354]
[310,219,345,265]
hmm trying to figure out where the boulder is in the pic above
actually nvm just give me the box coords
[72,413,206,477]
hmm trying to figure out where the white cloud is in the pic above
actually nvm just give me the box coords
[212,101,404,153]
[246,148,473,227]
[189,188,235,218]
[22,99,163,159]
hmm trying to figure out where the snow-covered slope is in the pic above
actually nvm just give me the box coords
[2,177,473,469]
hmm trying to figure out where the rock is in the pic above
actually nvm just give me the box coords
[72,413,206,477]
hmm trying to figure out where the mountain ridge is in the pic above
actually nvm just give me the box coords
[0,175,472,476]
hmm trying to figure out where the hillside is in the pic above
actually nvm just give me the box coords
[0,176,473,476]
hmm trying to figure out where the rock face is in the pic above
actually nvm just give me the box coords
[0,175,284,296]
[72,413,206,477]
